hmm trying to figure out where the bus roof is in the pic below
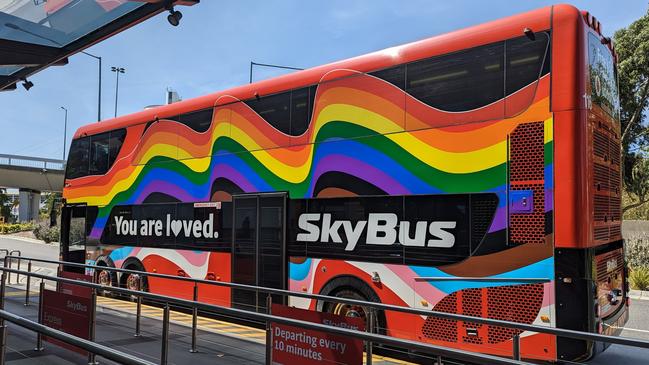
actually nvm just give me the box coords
[74,4,583,139]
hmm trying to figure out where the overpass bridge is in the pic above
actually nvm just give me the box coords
[0,153,65,222]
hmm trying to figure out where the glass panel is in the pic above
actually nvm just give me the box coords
[370,65,406,89]
[588,33,620,120]
[505,33,550,95]
[232,197,257,310]
[0,1,144,47]
[406,43,504,111]
[180,109,213,133]
[89,132,110,175]
[108,129,126,166]
[245,91,291,134]
[290,86,316,136]
[65,136,89,179]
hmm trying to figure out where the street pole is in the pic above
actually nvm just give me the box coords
[60,107,68,161]
[81,52,102,122]
[111,66,125,118]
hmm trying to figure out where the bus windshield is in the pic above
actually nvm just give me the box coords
[588,33,620,120]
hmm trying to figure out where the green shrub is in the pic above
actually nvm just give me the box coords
[0,222,35,234]
[625,233,649,269]
[32,222,60,243]
[630,267,649,291]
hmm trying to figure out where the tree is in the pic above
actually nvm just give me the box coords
[0,188,11,223]
[614,6,649,216]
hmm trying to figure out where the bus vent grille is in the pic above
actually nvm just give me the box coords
[471,194,499,246]
[486,283,544,344]
[509,121,544,182]
[594,227,609,241]
[461,288,484,345]
[596,249,623,280]
[509,184,545,244]
[422,284,544,345]
[509,122,546,245]
[422,292,458,343]
[591,120,622,242]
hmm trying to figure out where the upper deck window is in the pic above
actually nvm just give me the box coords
[588,33,620,120]
[371,33,550,114]
[244,86,316,136]
[406,42,505,112]
[65,129,126,179]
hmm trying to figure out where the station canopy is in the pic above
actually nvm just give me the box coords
[0,0,197,91]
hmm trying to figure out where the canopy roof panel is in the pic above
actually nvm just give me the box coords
[0,0,197,90]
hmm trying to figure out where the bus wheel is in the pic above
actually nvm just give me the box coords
[323,287,384,334]
[97,270,114,287]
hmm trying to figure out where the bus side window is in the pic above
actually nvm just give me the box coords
[245,91,291,135]
[180,109,213,133]
[405,42,505,112]
[505,32,550,96]
[290,86,317,137]
[66,137,90,179]
[89,131,110,175]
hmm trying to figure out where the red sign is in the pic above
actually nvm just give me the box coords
[270,304,364,365]
[41,289,93,355]
[58,271,93,298]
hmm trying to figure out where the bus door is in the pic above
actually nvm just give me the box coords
[60,205,87,273]
[232,194,286,312]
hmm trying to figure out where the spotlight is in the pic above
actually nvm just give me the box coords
[21,78,34,91]
[167,8,182,27]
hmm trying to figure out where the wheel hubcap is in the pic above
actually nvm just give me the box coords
[98,271,111,286]
[126,274,140,291]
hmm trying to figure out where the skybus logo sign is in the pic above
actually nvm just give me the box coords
[296,213,456,251]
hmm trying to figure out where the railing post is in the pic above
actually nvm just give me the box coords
[189,283,198,353]
[0,273,6,365]
[25,261,32,306]
[366,308,374,365]
[88,288,98,365]
[5,256,11,285]
[35,281,44,351]
[265,294,272,365]
[513,333,521,360]
[15,256,21,284]
[134,293,142,337]
[161,303,170,365]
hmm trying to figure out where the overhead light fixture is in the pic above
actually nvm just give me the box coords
[167,7,182,27]
[21,78,34,91]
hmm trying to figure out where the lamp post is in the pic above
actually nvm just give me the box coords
[81,51,102,122]
[111,66,126,118]
[60,107,68,161]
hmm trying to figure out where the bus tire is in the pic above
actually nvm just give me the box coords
[119,258,148,294]
[95,257,118,289]
[317,276,386,335]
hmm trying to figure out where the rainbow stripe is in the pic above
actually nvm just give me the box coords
[64,73,553,238]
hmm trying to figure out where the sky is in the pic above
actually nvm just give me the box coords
[0,0,647,161]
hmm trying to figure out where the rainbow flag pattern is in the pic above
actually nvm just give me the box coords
[64,72,553,240]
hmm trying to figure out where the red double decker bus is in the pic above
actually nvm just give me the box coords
[61,5,627,362]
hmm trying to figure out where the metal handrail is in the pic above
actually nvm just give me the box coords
[0,309,156,365]
[7,255,644,350]
[0,265,531,365]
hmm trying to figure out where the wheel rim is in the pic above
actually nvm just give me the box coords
[333,302,366,321]
[98,270,112,287]
[126,274,141,291]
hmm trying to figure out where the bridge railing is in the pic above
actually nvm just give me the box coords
[0,154,65,171]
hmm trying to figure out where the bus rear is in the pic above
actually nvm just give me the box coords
[553,5,628,361]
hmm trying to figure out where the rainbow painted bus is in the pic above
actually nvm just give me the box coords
[61,4,627,362]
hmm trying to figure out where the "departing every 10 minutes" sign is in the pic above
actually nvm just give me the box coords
[270,304,365,365]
